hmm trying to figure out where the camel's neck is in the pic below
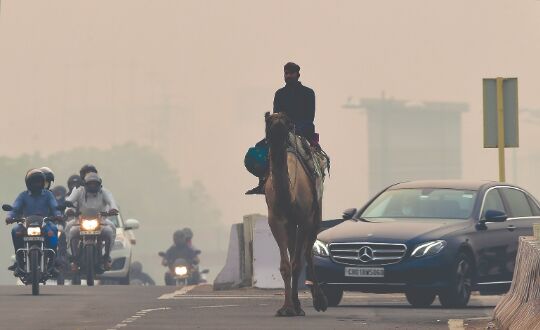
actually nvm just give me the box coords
[269,133,292,214]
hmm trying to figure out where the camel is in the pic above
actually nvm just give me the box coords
[264,112,328,317]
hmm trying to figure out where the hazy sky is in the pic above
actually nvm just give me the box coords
[1,1,540,224]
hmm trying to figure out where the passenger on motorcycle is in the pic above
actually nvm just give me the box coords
[5,169,61,274]
[40,167,55,190]
[67,174,82,196]
[65,172,119,271]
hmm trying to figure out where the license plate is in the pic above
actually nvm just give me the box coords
[80,230,101,235]
[345,267,384,278]
[24,236,44,241]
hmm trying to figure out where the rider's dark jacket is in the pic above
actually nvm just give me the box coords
[273,81,316,139]
[165,244,199,266]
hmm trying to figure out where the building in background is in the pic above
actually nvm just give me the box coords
[345,97,468,195]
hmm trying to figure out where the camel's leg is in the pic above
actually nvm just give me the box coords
[291,223,308,316]
[305,222,328,312]
[269,219,296,317]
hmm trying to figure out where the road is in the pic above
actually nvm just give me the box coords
[0,285,498,330]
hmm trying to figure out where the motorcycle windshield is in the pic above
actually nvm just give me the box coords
[25,215,44,227]
[80,207,100,219]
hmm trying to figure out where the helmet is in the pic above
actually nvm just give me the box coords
[67,174,82,192]
[173,230,187,246]
[40,167,55,189]
[25,169,46,193]
[131,261,143,275]
[84,173,102,194]
[182,228,193,240]
[80,164,98,181]
[51,185,67,200]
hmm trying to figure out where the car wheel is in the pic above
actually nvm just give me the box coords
[322,286,343,307]
[405,290,436,307]
[439,253,473,308]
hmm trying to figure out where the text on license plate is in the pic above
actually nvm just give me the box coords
[345,267,384,278]
[81,230,101,235]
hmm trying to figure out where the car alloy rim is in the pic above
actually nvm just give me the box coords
[456,259,472,299]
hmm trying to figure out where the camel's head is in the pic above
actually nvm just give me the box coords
[265,112,293,147]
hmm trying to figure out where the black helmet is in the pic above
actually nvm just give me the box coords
[25,169,46,193]
[67,174,82,192]
[131,261,143,275]
[182,228,193,240]
[40,167,55,189]
[51,185,67,200]
[80,164,98,181]
[84,173,102,194]
[173,230,187,246]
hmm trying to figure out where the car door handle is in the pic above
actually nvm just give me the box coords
[507,225,516,231]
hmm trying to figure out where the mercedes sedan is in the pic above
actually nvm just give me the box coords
[314,180,538,308]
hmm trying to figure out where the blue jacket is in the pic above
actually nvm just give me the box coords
[9,190,61,219]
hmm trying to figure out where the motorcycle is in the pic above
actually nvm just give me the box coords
[2,204,57,296]
[55,216,68,285]
[158,251,209,286]
[70,206,116,286]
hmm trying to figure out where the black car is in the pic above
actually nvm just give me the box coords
[314,180,538,308]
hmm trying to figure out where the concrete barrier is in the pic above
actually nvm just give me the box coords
[213,224,244,290]
[214,214,308,290]
[493,236,540,329]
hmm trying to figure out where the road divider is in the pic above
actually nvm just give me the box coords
[493,236,540,329]
[213,214,306,290]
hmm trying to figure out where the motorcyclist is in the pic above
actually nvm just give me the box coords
[162,230,200,284]
[65,172,119,271]
[67,174,82,196]
[51,185,68,211]
[40,167,55,190]
[79,164,98,184]
[5,169,61,274]
[129,261,155,286]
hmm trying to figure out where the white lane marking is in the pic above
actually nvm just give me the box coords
[111,307,171,329]
[448,319,465,330]
[158,285,198,299]
[192,304,241,309]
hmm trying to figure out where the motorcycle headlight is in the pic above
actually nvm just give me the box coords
[27,227,41,236]
[81,219,99,231]
[175,266,188,276]
[411,240,447,258]
[312,240,330,257]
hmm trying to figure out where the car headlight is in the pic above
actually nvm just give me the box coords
[81,219,99,231]
[411,240,447,258]
[312,240,330,257]
[175,266,188,276]
[27,227,41,236]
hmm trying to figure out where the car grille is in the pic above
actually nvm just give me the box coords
[329,242,407,266]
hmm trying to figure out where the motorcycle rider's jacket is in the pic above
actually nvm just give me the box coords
[165,245,199,266]
[9,189,61,218]
[65,186,118,213]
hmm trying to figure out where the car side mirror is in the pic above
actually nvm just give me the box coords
[2,204,13,212]
[342,208,357,220]
[124,219,140,230]
[484,210,508,223]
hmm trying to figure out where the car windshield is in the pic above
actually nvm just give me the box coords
[361,188,478,219]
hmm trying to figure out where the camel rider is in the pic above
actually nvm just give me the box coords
[66,172,118,271]
[6,169,61,274]
[246,62,317,195]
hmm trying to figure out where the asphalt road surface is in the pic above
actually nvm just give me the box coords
[0,284,498,330]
